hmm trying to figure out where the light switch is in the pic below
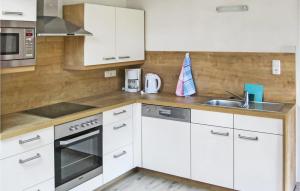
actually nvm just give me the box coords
[272,60,281,75]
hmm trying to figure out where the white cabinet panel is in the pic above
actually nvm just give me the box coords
[84,4,116,65]
[0,0,37,21]
[0,126,54,159]
[191,109,233,128]
[234,130,283,191]
[0,144,54,191]
[191,124,233,189]
[116,8,145,62]
[103,118,133,154]
[103,144,133,184]
[103,105,133,125]
[142,117,190,178]
[23,178,54,191]
[132,103,142,167]
[234,114,283,135]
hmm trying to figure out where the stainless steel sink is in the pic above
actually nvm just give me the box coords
[203,99,284,112]
[205,100,243,108]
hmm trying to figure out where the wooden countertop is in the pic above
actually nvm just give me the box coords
[0,91,295,140]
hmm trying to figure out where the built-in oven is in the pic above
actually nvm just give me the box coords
[54,114,103,191]
[0,21,36,67]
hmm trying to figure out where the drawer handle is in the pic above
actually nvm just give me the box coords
[19,153,41,164]
[238,134,259,141]
[19,135,41,145]
[210,130,229,137]
[113,123,127,130]
[118,56,130,59]
[113,151,127,158]
[103,57,116,61]
[113,110,127,116]
[2,11,23,15]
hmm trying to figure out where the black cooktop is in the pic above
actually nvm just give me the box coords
[24,102,96,118]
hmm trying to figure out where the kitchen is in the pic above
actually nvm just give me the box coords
[0,0,299,191]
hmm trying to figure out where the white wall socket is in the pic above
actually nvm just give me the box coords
[272,60,281,75]
[104,70,117,78]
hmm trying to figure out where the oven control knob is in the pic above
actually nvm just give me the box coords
[69,126,76,131]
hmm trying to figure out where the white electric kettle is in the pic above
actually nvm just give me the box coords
[145,73,161,94]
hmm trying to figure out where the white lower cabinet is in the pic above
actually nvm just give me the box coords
[142,117,190,178]
[234,129,283,191]
[191,124,233,189]
[0,143,54,191]
[23,178,54,191]
[103,144,133,183]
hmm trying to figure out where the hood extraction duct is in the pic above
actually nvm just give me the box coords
[36,0,92,36]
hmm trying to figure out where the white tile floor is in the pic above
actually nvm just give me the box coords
[99,171,300,191]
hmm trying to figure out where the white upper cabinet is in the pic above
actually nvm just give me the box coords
[0,0,37,21]
[84,4,116,65]
[116,8,145,62]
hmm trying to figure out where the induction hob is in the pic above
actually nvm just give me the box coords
[24,102,96,118]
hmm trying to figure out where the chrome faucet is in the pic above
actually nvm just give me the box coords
[242,91,249,108]
[225,90,249,108]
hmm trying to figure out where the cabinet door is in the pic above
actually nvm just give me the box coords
[191,124,233,189]
[0,0,36,21]
[84,4,116,65]
[142,117,190,178]
[234,130,283,191]
[116,8,145,62]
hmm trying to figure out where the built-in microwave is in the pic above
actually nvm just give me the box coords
[0,21,36,68]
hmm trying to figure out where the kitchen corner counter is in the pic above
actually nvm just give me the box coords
[0,91,295,141]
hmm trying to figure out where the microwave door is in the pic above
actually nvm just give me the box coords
[0,28,25,61]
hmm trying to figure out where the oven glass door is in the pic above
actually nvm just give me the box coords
[0,28,24,60]
[55,127,103,188]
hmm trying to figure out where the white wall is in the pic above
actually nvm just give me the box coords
[127,0,298,53]
[297,0,300,182]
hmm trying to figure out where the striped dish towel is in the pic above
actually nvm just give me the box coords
[176,53,196,96]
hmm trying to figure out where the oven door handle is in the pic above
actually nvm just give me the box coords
[59,130,100,146]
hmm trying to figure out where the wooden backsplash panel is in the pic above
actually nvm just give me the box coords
[1,37,124,115]
[143,51,296,103]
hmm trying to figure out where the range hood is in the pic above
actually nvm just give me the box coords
[37,0,92,36]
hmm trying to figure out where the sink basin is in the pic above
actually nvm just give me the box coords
[203,99,284,112]
[205,99,243,108]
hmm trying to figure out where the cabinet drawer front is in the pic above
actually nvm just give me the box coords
[191,124,233,189]
[23,178,54,191]
[0,127,54,159]
[0,144,54,191]
[103,144,133,184]
[234,115,283,135]
[104,118,133,154]
[191,109,233,128]
[103,105,132,125]
[234,130,283,191]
